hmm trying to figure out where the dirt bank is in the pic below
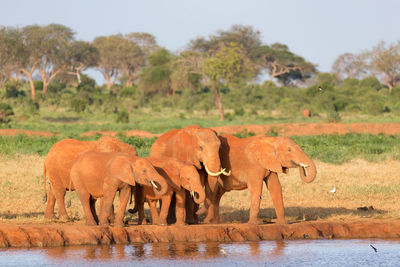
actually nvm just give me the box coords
[2,123,400,138]
[1,220,399,248]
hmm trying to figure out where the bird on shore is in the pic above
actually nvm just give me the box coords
[329,185,336,193]
[370,244,377,252]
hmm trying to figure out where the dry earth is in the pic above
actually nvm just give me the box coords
[1,122,400,137]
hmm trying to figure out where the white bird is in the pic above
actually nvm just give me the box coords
[329,185,336,193]
[220,248,227,255]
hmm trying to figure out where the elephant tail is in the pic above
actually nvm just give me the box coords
[66,176,72,208]
[43,165,47,203]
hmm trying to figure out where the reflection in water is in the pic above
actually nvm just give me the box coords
[1,240,400,266]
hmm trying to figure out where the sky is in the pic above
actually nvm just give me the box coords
[1,0,399,83]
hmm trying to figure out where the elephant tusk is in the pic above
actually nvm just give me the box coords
[302,166,308,177]
[222,169,231,176]
[300,163,309,168]
[205,165,224,176]
[191,191,195,198]
[151,181,159,190]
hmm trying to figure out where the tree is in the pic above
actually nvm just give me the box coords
[138,48,174,95]
[256,43,316,86]
[170,50,204,93]
[65,41,98,84]
[119,39,145,87]
[125,32,158,56]
[203,44,247,120]
[0,26,23,87]
[331,53,367,80]
[93,34,124,89]
[368,41,400,92]
[18,24,75,99]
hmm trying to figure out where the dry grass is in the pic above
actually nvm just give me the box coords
[0,154,399,224]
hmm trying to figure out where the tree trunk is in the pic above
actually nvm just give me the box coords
[28,76,36,100]
[212,82,225,121]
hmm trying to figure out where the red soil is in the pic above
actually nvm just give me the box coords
[2,123,400,138]
[0,220,399,248]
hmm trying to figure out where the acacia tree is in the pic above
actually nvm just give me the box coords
[256,43,316,86]
[331,53,367,80]
[66,41,98,84]
[203,44,247,120]
[368,41,400,92]
[138,48,174,95]
[0,26,23,86]
[170,50,204,93]
[18,24,75,99]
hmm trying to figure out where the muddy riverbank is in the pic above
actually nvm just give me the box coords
[1,220,400,248]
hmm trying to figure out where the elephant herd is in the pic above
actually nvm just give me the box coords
[43,125,317,226]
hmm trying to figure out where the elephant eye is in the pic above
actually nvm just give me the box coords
[199,145,203,151]
[143,169,147,173]
[288,147,292,152]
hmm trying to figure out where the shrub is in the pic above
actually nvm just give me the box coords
[116,110,129,123]
[0,103,14,123]
[327,111,341,123]
[234,107,245,116]
[119,86,136,98]
[4,81,25,98]
[70,97,88,113]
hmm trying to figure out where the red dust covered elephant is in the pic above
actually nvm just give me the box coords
[43,136,138,221]
[204,135,317,224]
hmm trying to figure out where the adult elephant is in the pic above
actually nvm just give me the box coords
[70,151,168,226]
[206,134,317,224]
[150,125,229,224]
[43,136,138,221]
[134,156,205,225]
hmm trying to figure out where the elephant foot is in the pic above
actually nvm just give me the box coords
[113,223,125,228]
[175,221,186,226]
[59,215,71,222]
[276,218,288,225]
[85,221,98,226]
[247,219,262,225]
[44,213,57,220]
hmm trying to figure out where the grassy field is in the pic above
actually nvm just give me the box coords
[0,154,399,224]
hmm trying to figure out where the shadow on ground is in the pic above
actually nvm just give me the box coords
[218,206,387,223]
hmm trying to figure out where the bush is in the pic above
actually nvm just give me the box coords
[119,86,136,98]
[116,110,129,123]
[327,111,341,123]
[70,97,88,113]
[4,81,25,98]
[0,103,14,123]
[234,107,245,116]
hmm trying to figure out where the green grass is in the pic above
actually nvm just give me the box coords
[0,133,399,164]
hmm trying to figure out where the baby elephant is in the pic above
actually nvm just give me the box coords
[70,151,168,226]
[134,157,205,225]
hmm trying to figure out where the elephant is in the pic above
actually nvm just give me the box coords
[204,134,317,224]
[70,151,168,226]
[43,136,138,221]
[133,156,205,225]
[150,125,229,224]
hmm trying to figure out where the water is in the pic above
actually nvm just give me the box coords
[0,239,399,266]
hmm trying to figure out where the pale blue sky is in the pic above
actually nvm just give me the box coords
[1,0,399,82]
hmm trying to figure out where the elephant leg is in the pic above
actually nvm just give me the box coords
[99,188,117,226]
[76,189,97,225]
[44,185,57,220]
[53,187,69,221]
[89,197,99,224]
[159,193,172,225]
[148,199,160,225]
[175,191,186,225]
[136,188,146,225]
[211,185,225,223]
[265,172,287,224]
[185,192,199,224]
[247,178,264,224]
[114,187,130,227]
[99,199,115,223]
[203,174,218,223]
[166,193,176,224]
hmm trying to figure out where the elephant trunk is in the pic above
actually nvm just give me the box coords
[298,159,317,183]
[151,173,169,196]
[191,188,206,204]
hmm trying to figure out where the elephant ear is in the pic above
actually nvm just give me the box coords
[175,130,201,169]
[245,139,283,173]
[108,155,136,186]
